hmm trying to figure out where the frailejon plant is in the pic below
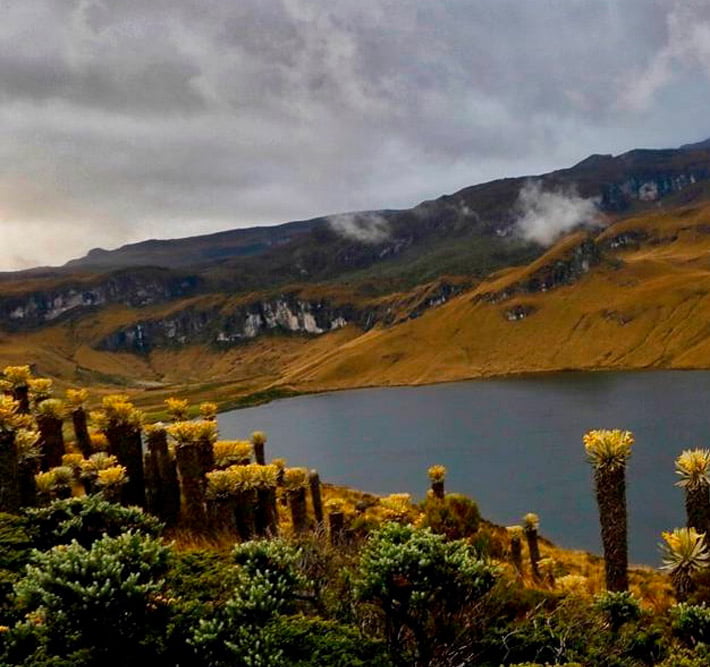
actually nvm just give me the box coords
[28,378,53,405]
[93,395,145,507]
[66,388,92,458]
[165,397,190,422]
[251,464,279,537]
[16,428,41,508]
[229,464,257,541]
[584,428,633,592]
[309,469,324,527]
[3,365,31,414]
[199,401,218,421]
[251,431,267,465]
[35,398,65,471]
[167,421,215,529]
[676,449,710,542]
[428,464,447,500]
[78,452,118,496]
[213,440,251,469]
[355,522,498,666]
[507,525,524,576]
[11,531,170,664]
[326,499,345,546]
[523,512,541,582]
[95,465,128,503]
[661,527,710,602]
[206,469,238,536]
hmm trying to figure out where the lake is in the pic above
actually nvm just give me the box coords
[217,370,710,566]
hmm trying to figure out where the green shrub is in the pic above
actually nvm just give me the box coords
[671,602,710,646]
[594,590,641,632]
[24,496,163,549]
[272,615,392,666]
[191,539,306,666]
[6,532,171,665]
[355,522,498,665]
[420,492,480,540]
[0,513,33,613]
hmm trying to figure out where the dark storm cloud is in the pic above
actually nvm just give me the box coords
[0,0,709,268]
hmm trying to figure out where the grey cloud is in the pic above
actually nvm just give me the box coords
[0,1,708,269]
[514,181,601,246]
[328,212,390,244]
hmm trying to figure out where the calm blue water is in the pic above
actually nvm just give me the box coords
[217,371,710,565]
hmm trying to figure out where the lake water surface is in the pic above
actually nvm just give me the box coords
[218,371,710,565]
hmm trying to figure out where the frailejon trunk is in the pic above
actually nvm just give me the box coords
[329,511,345,545]
[146,430,180,526]
[524,526,541,581]
[175,443,208,528]
[72,408,92,458]
[0,432,21,513]
[255,488,277,537]
[107,424,146,507]
[197,437,215,477]
[208,497,238,536]
[595,465,629,592]
[685,485,710,541]
[18,460,38,508]
[511,536,523,575]
[309,470,323,526]
[144,452,159,516]
[234,490,256,541]
[289,487,308,534]
[253,440,265,465]
[12,386,29,414]
[37,415,64,471]
[431,480,445,500]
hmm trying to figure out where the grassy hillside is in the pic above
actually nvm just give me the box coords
[4,201,710,410]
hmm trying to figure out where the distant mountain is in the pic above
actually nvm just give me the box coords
[59,139,710,293]
[3,138,710,397]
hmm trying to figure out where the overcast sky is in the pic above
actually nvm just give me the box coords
[2,0,710,269]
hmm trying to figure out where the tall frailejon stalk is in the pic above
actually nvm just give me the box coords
[36,399,65,471]
[661,527,710,601]
[675,449,710,542]
[309,469,324,527]
[251,431,267,465]
[93,395,145,507]
[66,389,92,458]
[523,513,541,582]
[284,467,310,535]
[506,525,524,576]
[327,500,345,546]
[584,428,634,592]
[428,464,447,500]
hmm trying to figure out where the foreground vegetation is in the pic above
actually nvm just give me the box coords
[1,366,710,664]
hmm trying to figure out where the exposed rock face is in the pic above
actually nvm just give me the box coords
[98,295,361,353]
[600,172,706,210]
[97,280,469,353]
[475,237,602,306]
[0,270,200,330]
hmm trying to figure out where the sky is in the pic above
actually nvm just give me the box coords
[3,0,710,270]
